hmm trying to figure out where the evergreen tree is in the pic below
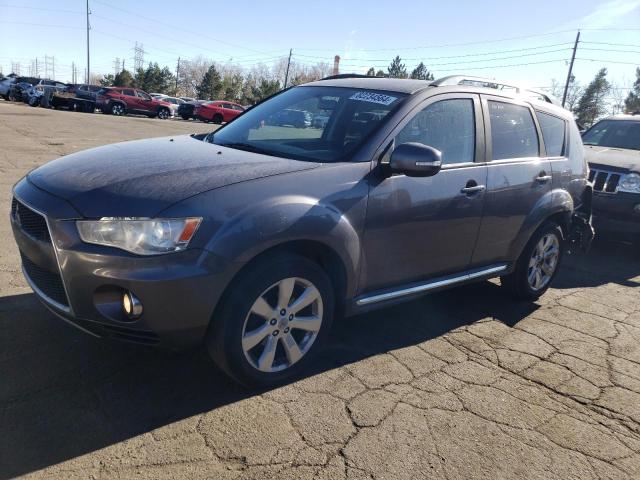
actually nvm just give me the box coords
[624,67,640,113]
[251,78,280,102]
[100,74,115,87]
[410,62,434,80]
[197,65,223,100]
[574,68,611,127]
[375,69,386,77]
[387,56,408,78]
[113,69,134,87]
[221,73,243,101]
[366,67,375,76]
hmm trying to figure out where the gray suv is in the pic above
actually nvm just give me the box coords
[10,75,592,387]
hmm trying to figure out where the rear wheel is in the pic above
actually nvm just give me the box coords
[213,113,223,124]
[501,222,563,300]
[181,114,190,120]
[157,107,170,120]
[110,102,125,116]
[207,254,334,388]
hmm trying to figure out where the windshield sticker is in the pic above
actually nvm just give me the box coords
[349,91,397,105]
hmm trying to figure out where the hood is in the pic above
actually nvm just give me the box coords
[585,145,640,172]
[28,135,319,218]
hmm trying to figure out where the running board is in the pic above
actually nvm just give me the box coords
[355,264,508,306]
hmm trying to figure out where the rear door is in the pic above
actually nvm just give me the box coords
[471,96,552,267]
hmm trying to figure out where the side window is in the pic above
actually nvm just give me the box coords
[536,111,566,156]
[136,91,151,100]
[395,98,475,165]
[122,89,135,96]
[488,101,539,160]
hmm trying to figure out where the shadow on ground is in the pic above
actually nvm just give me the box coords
[0,239,637,478]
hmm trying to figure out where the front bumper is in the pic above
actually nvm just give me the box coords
[11,178,239,349]
[592,191,640,238]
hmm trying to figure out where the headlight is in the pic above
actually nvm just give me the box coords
[77,217,201,255]
[619,173,640,193]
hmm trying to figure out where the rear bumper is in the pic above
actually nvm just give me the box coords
[592,191,640,238]
[11,178,240,349]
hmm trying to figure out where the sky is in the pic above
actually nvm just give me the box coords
[0,0,639,95]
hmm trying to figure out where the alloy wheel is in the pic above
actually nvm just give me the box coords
[241,277,323,373]
[527,233,560,291]
[112,104,124,115]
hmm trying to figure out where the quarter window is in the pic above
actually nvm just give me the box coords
[395,98,475,165]
[536,111,566,156]
[488,101,539,160]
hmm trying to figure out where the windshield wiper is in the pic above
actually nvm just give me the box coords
[218,142,291,159]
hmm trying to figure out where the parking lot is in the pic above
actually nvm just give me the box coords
[1,100,639,479]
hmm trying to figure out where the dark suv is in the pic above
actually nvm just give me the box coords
[582,114,640,245]
[10,75,592,387]
[96,87,172,119]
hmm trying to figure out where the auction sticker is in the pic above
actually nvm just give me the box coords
[349,91,397,105]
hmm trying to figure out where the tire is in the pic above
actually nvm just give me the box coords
[157,107,170,120]
[213,113,223,124]
[207,254,335,388]
[181,114,190,121]
[28,96,39,107]
[501,221,564,300]
[110,102,125,116]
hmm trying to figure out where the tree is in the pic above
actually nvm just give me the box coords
[134,62,175,93]
[366,67,376,76]
[375,69,385,77]
[574,68,610,127]
[100,74,115,87]
[113,69,135,87]
[197,64,223,100]
[624,67,640,113]
[251,78,280,102]
[221,72,243,101]
[548,76,583,111]
[388,56,407,78]
[410,62,434,81]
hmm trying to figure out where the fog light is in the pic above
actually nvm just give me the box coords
[122,291,143,319]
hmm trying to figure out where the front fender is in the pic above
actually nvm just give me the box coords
[204,195,362,297]
[508,188,573,260]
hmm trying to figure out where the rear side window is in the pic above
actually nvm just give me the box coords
[536,111,566,156]
[488,101,539,160]
[122,89,135,96]
[396,98,475,165]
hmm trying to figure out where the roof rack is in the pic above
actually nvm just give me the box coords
[431,75,561,106]
[321,73,377,80]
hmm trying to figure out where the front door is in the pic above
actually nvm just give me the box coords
[471,96,552,267]
[361,94,487,293]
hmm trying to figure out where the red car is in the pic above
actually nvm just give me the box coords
[96,87,173,119]
[194,101,245,124]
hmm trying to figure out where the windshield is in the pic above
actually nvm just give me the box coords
[582,120,640,151]
[208,86,407,162]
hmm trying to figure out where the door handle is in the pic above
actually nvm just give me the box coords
[461,185,486,194]
[536,175,552,183]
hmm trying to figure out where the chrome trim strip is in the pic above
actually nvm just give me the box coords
[356,264,508,306]
[13,192,74,315]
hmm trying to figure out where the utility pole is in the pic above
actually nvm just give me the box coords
[562,30,580,108]
[122,59,125,71]
[175,57,180,92]
[283,49,292,88]
[86,0,91,84]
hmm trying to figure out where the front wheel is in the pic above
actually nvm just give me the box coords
[181,114,190,120]
[501,222,564,300]
[207,254,335,388]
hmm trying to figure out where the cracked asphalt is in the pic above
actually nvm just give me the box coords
[1,100,639,479]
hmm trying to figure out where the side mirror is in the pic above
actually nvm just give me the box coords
[389,142,442,177]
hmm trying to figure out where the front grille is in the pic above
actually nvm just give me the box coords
[589,168,622,194]
[21,253,69,307]
[11,198,51,242]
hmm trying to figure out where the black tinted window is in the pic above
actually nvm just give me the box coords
[536,111,566,156]
[489,101,539,160]
[396,98,475,165]
[122,89,135,96]
[582,120,640,151]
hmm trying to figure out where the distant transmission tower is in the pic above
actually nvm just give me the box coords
[133,42,145,71]
[11,62,20,75]
[114,57,121,76]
